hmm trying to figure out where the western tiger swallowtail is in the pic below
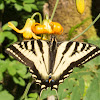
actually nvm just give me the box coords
[5,36,100,91]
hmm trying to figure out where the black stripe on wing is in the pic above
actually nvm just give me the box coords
[5,45,42,80]
[62,42,73,55]
[49,37,57,73]
[60,46,100,80]
[37,40,49,74]
[52,41,74,74]
[71,42,79,56]
[37,40,44,54]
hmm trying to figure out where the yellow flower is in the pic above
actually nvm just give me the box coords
[8,18,46,40]
[31,19,63,35]
[50,22,63,35]
[76,0,85,14]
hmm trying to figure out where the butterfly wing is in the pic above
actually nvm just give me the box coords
[52,41,100,84]
[5,37,100,90]
[5,39,50,84]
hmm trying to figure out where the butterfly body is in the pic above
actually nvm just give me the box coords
[5,37,100,91]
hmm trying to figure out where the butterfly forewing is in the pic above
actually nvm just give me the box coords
[5,39,50,81]
[52,41,100,81]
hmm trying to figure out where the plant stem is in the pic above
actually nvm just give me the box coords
[31,12,43,39]
[70,13,100,41]
[31,12,42,24]
[50,0,59,21]
[20,77,33,100]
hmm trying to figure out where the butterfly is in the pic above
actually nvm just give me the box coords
[5,36,100,91]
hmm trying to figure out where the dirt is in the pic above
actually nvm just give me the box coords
[48,0,100,41]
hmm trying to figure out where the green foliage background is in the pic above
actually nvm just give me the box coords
[0,0,100,100]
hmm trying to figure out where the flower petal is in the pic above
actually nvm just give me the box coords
[76,0,85,14]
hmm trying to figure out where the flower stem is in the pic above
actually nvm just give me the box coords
[31,12,42,24]
[20,77,33,100]
[50,0,59,21]
[70,13,100,41]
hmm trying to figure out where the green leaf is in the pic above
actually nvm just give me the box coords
[5,60,30,78]
[5,0,12,4]
[64,78,76,93]
[23,72,31,79]
[13,76,25,86]
[0,1,4,10]
[3,31,17,43]
[36,1,45,10]
[10,0,16,3]
[25,98,36,100]
[28,93,38,98]
[23,4,32,12]
[0,72,3,81]
[0,53,5,59]
[0,60,7,73]
[4,60,26,86]
[7,65,16,76]
[58,83,67,100]
[97,69,100,79]
[71,86,80,100]
[84,77,100,100]
[87,38,100,47]
[30,4,38,11]
[0,90,14,100]
[2,23,11,31]
[2,21,18,31]
[14,3,23,11]
[0,31,17,44]
[36,1,46,5]
[70,67,92,79]
[0,84,3,91]
[14,62,28,78]
[0,32,5,43]
[78,78,85,96]
[23,0,35,3]
[40,88,56,99]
